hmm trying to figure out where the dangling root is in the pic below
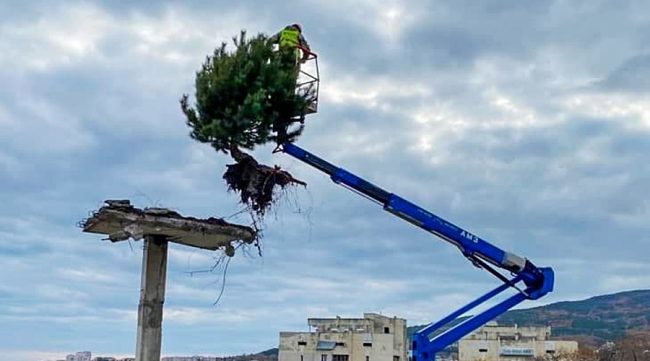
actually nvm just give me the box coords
[223,144,306,216]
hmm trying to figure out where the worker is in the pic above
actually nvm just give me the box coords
[269,23,316,139]
[269,23,311,63]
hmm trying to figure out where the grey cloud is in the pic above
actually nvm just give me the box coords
[596,54,650,91]
[0,0,55,22]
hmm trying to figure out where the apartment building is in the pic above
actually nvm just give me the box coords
[279,313,407,361]
[458,322,578,361]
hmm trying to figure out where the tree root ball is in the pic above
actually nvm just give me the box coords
[224,145,306,215]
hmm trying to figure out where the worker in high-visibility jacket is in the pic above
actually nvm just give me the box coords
[270,23,311,63]
[269,23,316,129]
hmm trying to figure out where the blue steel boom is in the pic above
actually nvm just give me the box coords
[280,142,554,361]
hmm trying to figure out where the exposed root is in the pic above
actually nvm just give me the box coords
[223,144,306,217]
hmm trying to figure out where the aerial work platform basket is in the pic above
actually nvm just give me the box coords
[297,46,320,114]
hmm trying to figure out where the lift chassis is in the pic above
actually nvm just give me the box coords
[280,142,554,361]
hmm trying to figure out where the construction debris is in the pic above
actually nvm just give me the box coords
[81,200,255,254]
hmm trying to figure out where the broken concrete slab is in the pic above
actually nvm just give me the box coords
[82,200,255,251]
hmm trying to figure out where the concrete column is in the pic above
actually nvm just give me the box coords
[135,235,168,361]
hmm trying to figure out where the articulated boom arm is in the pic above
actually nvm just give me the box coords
[281,143,554,361]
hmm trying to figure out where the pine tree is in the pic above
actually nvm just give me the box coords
[180,30,314,152]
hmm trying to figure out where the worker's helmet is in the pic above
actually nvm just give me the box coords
[291,23,302,32]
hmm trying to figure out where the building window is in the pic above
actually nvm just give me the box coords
[336,342,345,347]
[333,355,349,361]
[298,341,307,346]
[363,342,372,347]
[301,355,304,361]
[366,356,370,361]
[546,350,556,354]
[479,349,488,353]
[384,327,390,334]
[322,354,328,361]
[393,356,400,361]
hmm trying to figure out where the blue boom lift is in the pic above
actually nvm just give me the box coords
[283,53,554,361]
[278,143,553,361]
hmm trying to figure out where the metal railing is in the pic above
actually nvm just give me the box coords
[296,46,320,114]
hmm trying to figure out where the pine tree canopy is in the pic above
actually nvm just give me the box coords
[181,30,314,152]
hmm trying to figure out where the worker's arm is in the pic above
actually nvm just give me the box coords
[299,34,310,50]
[298,34,311,61]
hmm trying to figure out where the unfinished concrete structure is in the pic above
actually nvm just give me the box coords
[82,200,255,361]
[458,322,578,361]
[279,313,407,361]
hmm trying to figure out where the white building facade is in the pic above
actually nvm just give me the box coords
[279,313,408,361]
[458,323,578,361]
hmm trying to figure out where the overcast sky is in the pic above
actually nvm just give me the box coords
[1,1,650,360]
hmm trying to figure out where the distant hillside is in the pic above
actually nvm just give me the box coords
[409,289,650,346]
[497,289,650,344]
[258,348,279,357]
[224,348,279,361]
